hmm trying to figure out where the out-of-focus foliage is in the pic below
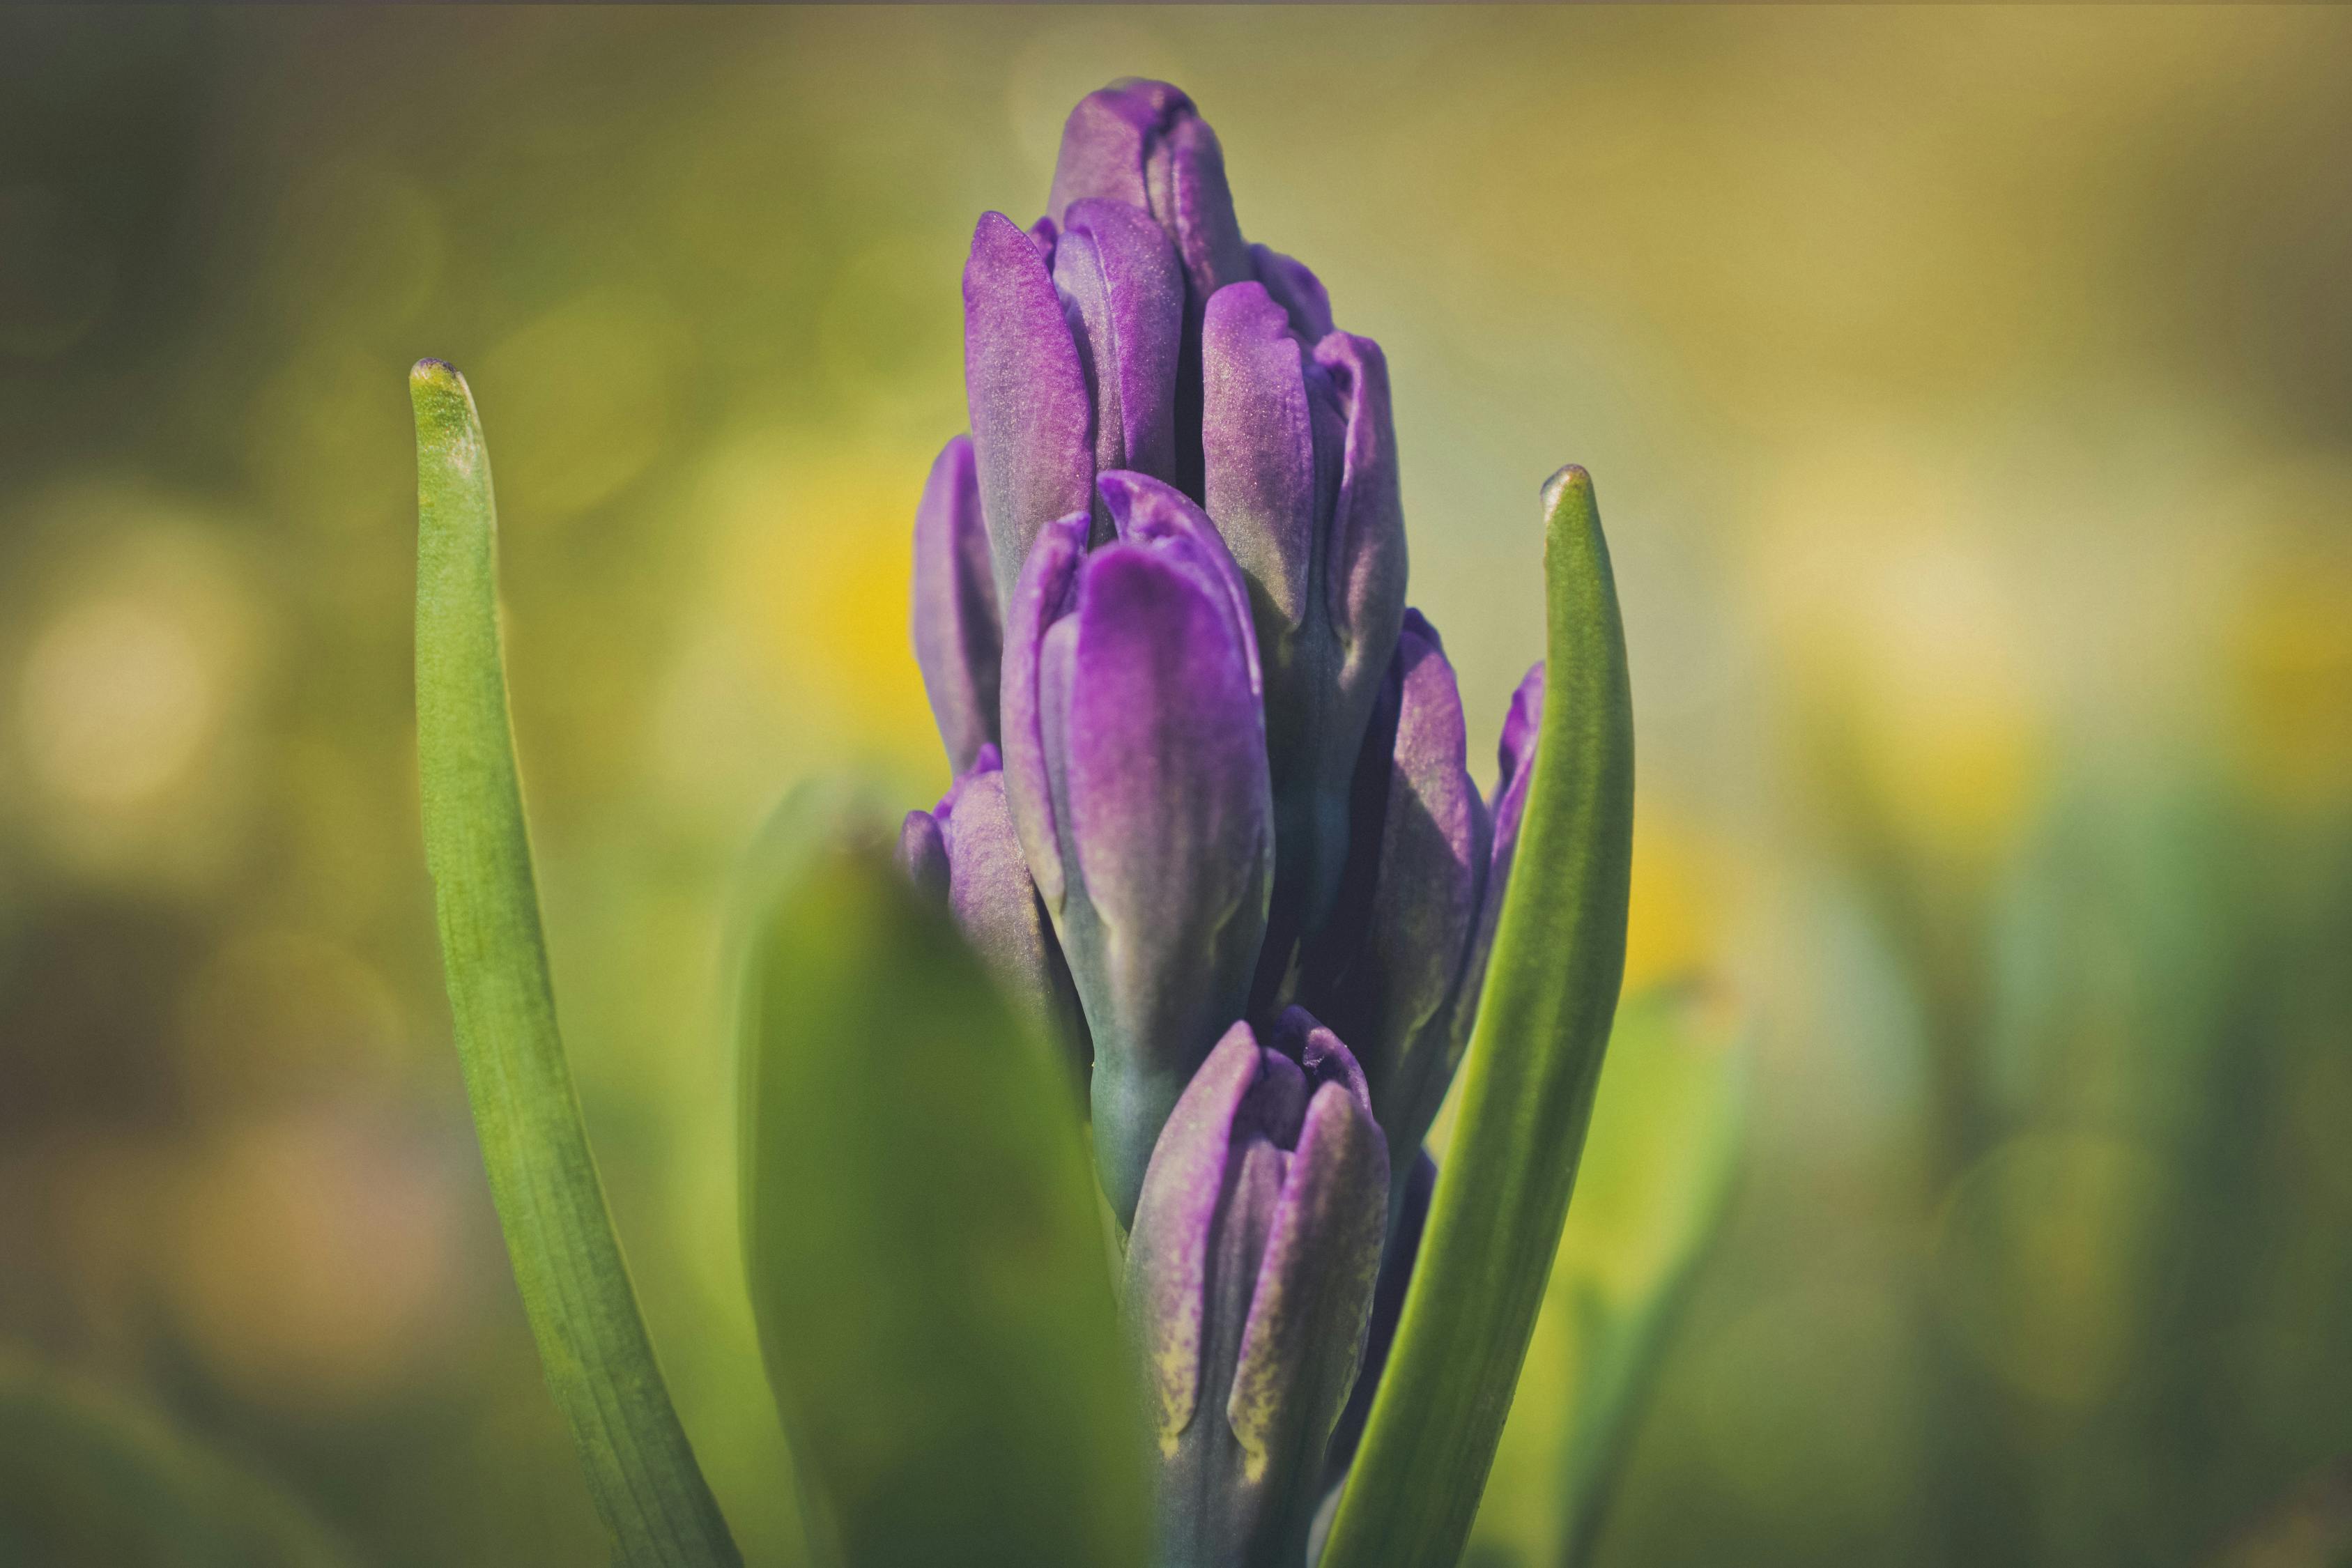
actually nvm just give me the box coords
[0,1350,355,1568]
[737,827,1148,1568]
[0,9,2347,1567]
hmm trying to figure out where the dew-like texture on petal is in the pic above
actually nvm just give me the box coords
[1055,199,1184,492]
[964,212,1095,601]
[999,511,1092,909]
[1128,1023,1262,1450]
[909,435,1001,772]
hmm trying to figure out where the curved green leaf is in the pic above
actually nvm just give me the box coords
[1470,979,1748,1568]
[0,1349,356,1568]
[411,360,739,1567]
[1321,464,1636,1568]
[738,825,1149,1568]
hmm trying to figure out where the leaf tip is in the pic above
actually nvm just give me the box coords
[410,358,485,477]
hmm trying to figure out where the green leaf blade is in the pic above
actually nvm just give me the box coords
[411,360,739,1568]
[1322,465,1636,1568]
[739,829,1149,1568]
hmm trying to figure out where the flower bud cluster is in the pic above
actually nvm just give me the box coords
[900,79,1542,1567]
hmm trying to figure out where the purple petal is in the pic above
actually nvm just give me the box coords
[1148,109,1253,310]
[909,436,1001,773]
[1226,1065,1388,1479]
[1266,1004,1376,1125]
[1096,470,1262,704]
[934,767,1064,1038]
[1251,244,1334,341]
[998,510,1092,909]
[1046,79,1181,220]
[1320,1148,1437,1489]
[1202,281,1330,628]
[1049,80,1250,310]
[897,808,949,906]
[1055,199,1183,490]
[1059,523,1275,1224]
[1312,330,1408,668]
[964,211,1094,601]
[1125,1023,1263,1448]
[1448,661,1546,1058]
[1300,610,1486,1162]
[1061,542,1272,971]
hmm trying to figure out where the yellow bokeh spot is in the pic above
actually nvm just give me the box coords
[702,429,942,771]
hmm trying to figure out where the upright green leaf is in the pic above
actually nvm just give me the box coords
[738,829,1149,1568]
[1321,465,1636,1568]
[1470,980,1748,1568]
[0,1349,356,1568]
[411,360,739,1567]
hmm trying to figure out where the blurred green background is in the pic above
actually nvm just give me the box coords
[2,8,2349,1566]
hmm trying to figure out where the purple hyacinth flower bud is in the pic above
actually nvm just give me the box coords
[1125,1010,1389,1568]
[909,435,1001,773]
[1054,198,1185,500]
[964,211,1095,601]
[963,192,1186,598]
[1000,475,1274,1224]
[1047,79,1252,332]
[1047,79,1253,501]
[897,747,1088,1068]
[1444,661,1545,1062]
[1201,279,1408,990]
[1299,610,1488,1204]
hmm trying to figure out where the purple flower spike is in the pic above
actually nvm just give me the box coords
[1000,481,1275,1224]
[1443,661,1546,1063]
[1125,1011,1388,1568]
[909,435,1001,773]
[1202,282,1409,987]
[964,211,1095,601]
[1054,199,1184,498]
[898,748,1088,1068]
[1300,610,1488,1202]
